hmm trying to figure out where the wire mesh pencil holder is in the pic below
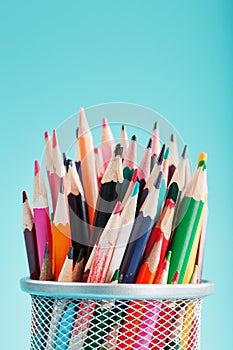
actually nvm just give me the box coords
[20,278,213,350]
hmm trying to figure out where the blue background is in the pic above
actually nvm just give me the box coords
[0,1,232,349]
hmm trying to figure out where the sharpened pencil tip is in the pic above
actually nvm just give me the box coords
[132,168,138,183]
[166,182,179,203]
[76,127,79,139]
[121,124,125,130]
[153,121,158,130]
[182,145,188,159]
[111,269,120,282]
[131,135,136,141]
[22,191,28,203]
[102,117,108,127]
[157,144,165,165]
[198,152,208,164]
[68,247,74,259]
[34,160,40,176]
[147,138,152,149]
[94,147,98,154]
[115,144,123,157]
[154,171,162,189]
[166,250,172,262]
[59,178,64,194]
[172,271,179,284]
[44,242,49,255]
[44,131,50,139]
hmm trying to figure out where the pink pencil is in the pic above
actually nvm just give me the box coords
[50,130,66,213]
[33,160,52,269]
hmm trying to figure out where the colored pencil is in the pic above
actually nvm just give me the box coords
[33,160,52,270]
[72,247,85,282]
[138,144,165,211]
[50,129,66,213]
[121,171,162,283]
[168,133,179,184]
[39,242,53,281]
[136,138,152,203]
[168,159,207,283]
[58,247,73,282]
[52,179,71,281]
[66,160,89,263]
[150,153,157,173]
[196,201,208,282]
[56,302,76,350]
[22,191,40,280]
[121,168,138,208]
[105,181,139,282]
[151,121,160,156]
[143,182,178,267]
[123,134,137,170]
[120,124,129,160]
[87,202,122,283]
[101,117,115,170]
[78,107,98,226]
[74,127,82,182]
[92,144,123,247]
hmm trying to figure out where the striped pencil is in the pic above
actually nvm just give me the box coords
[33,160,52,270]
[22,191,40,280]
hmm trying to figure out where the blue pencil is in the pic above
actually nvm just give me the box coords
[56,303,76,350]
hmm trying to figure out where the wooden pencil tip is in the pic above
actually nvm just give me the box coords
[131,135,136,141]
[131,181,140,197]
[170,133,175,142]
[182,145,188,158]
[22,190,28,203]
[68,247,74,259]
[102,117,108,127]
[115,144,123,157]
[164,147,170,160]
[157,144,165,165]
[44,131,50,139]
[147,138,152,149]
[34,160,40,176]
[52,129,57,148]
[153,121,158,130]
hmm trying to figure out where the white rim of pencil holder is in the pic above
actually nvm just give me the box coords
[21,277,213,299]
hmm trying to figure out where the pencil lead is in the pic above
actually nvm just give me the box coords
[153,121,158,130]
[112,269,120,282]
[52,129,57,148]
[121,124,125,131]
[170,133,175,142]
[114,201,122,214]
[131,181,140,197]
[94,147,98,154]
[22,190,28,203]
[181,145,188,159]
[131,168,138,184]
[154,171,162,189]
[59,178,64,194]
[166,250,172,262]
[102,117,108,127]
[157,144,165,165]
[166,182,179,203]
[115,144,123,157]
[68,247,74,260]
[76,127,79,139]
[76,247,84,263]
[147,138,152,149]
[34,160,40,176]
[44,131,50,139]
[164,147,170,160]
[198,152,208,164]
[131,135,136,141]
[172,271,179,284]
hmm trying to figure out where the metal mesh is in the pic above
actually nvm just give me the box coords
[30,295,203,349]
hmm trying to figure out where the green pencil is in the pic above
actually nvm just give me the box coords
[168,158,207,284]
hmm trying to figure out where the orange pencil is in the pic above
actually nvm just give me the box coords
[52,179,71,280]
[78,107,98,226]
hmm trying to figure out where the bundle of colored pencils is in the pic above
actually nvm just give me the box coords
[23,108,208,285]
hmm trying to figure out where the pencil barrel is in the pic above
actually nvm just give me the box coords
[21,279,213,350]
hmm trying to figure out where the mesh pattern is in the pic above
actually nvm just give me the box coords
[30,295,203,349]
